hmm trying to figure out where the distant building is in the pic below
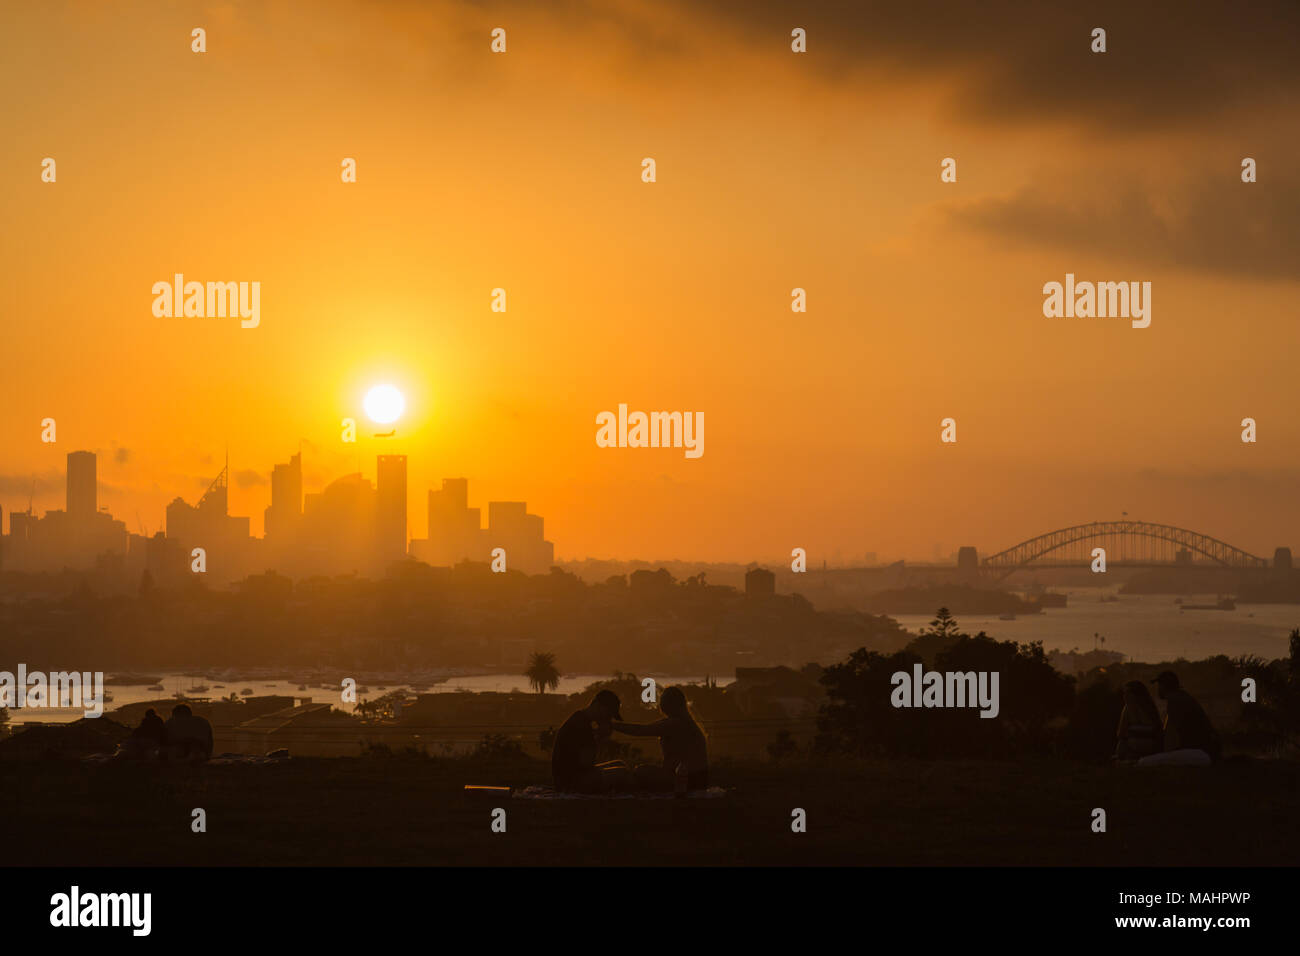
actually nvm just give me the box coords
[165,459,253,582]
[301,472,377,575]
[376,455,407,563]
[422,478,485,566]
[264,452,302,542]
[417,479,553,573]
[3,451,127,571]
[487,501,553,574]
[745,567,775,597]
[66,451,96,518]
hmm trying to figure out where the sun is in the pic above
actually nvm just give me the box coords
[363,384,405,425]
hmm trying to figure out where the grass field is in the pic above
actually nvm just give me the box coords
[4,755,1296,866]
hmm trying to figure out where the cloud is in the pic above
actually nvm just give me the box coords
[0,473,61,496]
[234,469,269,488]
[946,173,1300,280]
[682,0,1300,132]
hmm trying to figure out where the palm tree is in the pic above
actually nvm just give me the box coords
[526,652,561,695]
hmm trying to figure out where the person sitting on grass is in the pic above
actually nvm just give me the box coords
[1136,671,1221,767]
[612,685,709,792]
[118,707,167,760]
[162,703,214,762]
[1114,680,1164,761]
[551,689,631,793]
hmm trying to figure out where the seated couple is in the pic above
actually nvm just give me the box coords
[551,687,708,794]
[1115,670,1221,767]
[118,704,214,762]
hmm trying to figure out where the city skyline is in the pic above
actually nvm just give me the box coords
[1,446,554,583]
[3,2,1298,566]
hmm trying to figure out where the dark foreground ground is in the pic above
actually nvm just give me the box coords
[3,755,1297,866]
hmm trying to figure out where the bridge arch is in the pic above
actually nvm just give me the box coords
[981,520,1268,575]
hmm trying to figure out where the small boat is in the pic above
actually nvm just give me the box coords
[190,684,210,694]
[147,684,165,692]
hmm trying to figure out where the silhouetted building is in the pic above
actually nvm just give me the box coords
[746,567,776,597]
[3,452,127,571]
[487,501,554,573]
[165,458,253,583]
[301,472,377,575]
[412,479,552,572]
[66,451,96,519]
[420,478,483,566]
[264,452,303,542]
[376,455,408,563]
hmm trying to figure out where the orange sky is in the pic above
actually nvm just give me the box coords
[2,0,1298,563]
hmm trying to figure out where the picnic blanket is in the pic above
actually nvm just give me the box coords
[513,785,727,801]
[81,749,290,766]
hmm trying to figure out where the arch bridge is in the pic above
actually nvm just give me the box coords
[980,520,1269,579]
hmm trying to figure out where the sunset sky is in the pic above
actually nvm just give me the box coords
[2,0,1298,564]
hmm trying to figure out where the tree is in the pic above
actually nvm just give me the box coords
[526,652,560,695]
[925,607,961,640]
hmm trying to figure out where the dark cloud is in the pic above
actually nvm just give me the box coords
[946,172,1300,280]
[234,469,268,489]
[672,0,1300,131]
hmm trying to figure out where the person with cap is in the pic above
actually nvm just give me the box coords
[550,689,630,792]
[1136,671,1221,767]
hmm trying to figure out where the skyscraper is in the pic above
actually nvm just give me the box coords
[425,477,485,566]
[265,451,303,541]
[66,450,96,519]
[376,454,407,562]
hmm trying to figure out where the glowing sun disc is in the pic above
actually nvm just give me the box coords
[363,384,405,425]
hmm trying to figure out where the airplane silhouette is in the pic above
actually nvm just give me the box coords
[373,430,396,438]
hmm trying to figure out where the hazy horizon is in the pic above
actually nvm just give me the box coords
[4,0,1298,563]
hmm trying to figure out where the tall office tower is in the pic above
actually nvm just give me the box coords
[427,478,481,565]
[487,500,554,573]
[66,450,96,519]
[265,452,303,540]
[376,454,408,562]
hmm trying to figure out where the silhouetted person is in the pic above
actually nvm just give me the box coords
[118,708,167,759]
[163,703,214,762]
[613,685,709,791]
[551,689,628,792]
[1137,671,1220,766]
[1115,680,1163,761]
